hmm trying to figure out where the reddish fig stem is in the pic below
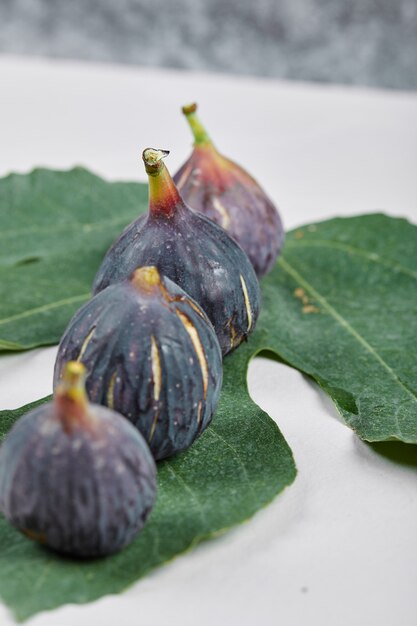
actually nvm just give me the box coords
[142,148,182,218]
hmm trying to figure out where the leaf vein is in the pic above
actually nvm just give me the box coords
[164,462,208,529]
[0,294,90,327]
[207,426,257,501]
[0,216,131,240]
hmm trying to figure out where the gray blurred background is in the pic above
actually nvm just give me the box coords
[1,0,416,90]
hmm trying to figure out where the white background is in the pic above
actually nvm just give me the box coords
[0,56,416,626]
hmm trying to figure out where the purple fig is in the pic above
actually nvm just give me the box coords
[93,149,261,356]
[0,362,157,558]
[174,103,284,277]
[55,267,223,460]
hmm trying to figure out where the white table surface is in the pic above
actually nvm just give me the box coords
[0,55,416,626]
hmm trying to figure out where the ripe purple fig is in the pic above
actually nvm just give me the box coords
[174,103,284,277]
[0,362,157,558]
[55,267,223,460]
[93,149,261,356]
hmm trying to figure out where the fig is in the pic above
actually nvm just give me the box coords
[55,266,223,460]
[93,149,261,355]
[173,103,284,277]
[0,362,157,558]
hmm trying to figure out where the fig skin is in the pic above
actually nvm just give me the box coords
[174,103,284,278]
[55,267,223,460]
[0,362,157,558]
[92,149,261,356]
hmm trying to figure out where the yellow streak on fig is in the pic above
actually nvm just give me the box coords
[229,321,238,349]
[107,371,117,410]
[197,400,203,426]
[240,275,253,331]
[212,196,231,229]
[148,336,162,442]
[176,162,194,189]
[148,409,159,443]
[185,298,205,319]
[151,336,162,401]
[76,326,96,362]
[176,310,208,398]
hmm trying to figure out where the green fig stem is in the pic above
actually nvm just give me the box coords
[182,103,213,147]
[55,361,90,431]
[142,148,182,218]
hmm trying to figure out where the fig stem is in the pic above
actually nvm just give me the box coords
[131,266,161,293]
[142,148,170,176]
[58,361,87,395]
[182,103,212,147]
[55,361,90,430]
[142,148,182,218]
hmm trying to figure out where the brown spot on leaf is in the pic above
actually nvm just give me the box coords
[295,287,319,313]
[303,305,320,314]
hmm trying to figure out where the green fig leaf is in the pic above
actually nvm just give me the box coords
[0,167,146,351]
[270,215,417,443]
[0,346,296,621]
